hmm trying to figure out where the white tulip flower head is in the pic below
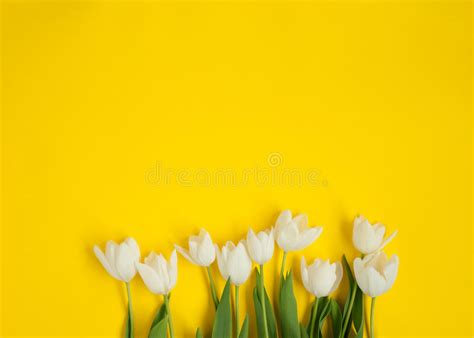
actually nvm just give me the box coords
[137,250,178,295]
[274,210,323,252]
[175,228,216,267]
[246,228,275,265]
[352,215,397,255]
[215,241,252,286]
[354,251,399,298]
[300,257,343,298]
[94,237,140,283]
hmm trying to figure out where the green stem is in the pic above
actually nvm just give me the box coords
[126,282,134,338]
[164,294,175,338]
[341,285,357,336]
[370,297,376,338]
[206,266,219,309]
[280,252,288,280]
[309,297,319,338]
[235,285,240,338]
[260,264,269,338]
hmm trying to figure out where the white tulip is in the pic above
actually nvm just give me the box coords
[354,251,399,298]
[301,257,343,298]
[246,228,275,265]
[215,241,252,286]
[274,210,323,252]
[175,229,216,267]
[94,238,140,283]
[137,250,178,295]
[352,215,397,255]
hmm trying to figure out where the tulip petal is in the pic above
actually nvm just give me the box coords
[175,245,197,265]
[247,228,263,264]
[295,226,323,250]
[137,263,165,294]
[277,209,292,224]
[125,237,140,262]
[197,239,215,266]
[168,250,178,291]
[228,243,252,285]
[353,219,381,254]
[215,244,229,280]
[300,256,311,294]
[116,243,136,282]
[365,266,386,297]
[105,241,118,272]
[155,253,171,288]
[383,254,399,292]
[277,221,300,251]
[292,213,308,230]
[275,210,292,233]
[379,230,398,251]
[353,257,369,295]
[329,261,343,294]
[189,240,199,263]
[93,245,119,280]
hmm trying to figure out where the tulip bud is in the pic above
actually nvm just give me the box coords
[274,210,323,252]
[175,229,216,267]
[215,241,252,286]
[354,251,399,298]
[137,250,178,295]
[352,215,397,254]
[300,257,343,298]
[94,237,140,283]
[246,228,275,265]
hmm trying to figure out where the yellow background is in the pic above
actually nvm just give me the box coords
[1,1,472,337]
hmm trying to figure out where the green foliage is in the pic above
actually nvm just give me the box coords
[340,255,359,338]
[330,299,342,338]
[238,315,250,338]
[211,279,232,338]
[300,323,309,338]
[352,288,364,338]
[196,328,203,338]
[279,271,300,338]
[148,300,169,338]
[306,297,331,338]
[253,268,278,338]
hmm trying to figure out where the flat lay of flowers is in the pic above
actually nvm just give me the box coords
[94,210,399,338]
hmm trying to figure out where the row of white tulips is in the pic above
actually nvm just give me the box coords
[94,210,399,338]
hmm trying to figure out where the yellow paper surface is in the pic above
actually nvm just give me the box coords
[1,1,472,337]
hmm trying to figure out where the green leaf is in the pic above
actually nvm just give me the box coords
[342,255,354,285]
[148,300,168,338]
[211,279,232,338]
[150,303,167,331]
[341,255,357,338]
[279,271,300,338]
[253,288,265,338]
[306,297,331,338]
[342,283,354,320]
[330,299,342,338]
[148,315,168,338]
[196,328,203,338]
[305,300,316,335]
[253,268,278,338]
[263,288,278,338]
[317,298,331,333]
[300,323,309,338]
[352,287,364,338]
[238,315,249,338]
